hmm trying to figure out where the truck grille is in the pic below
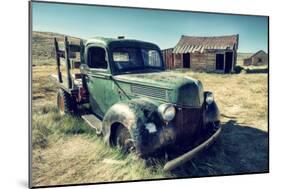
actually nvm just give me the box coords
[171,106,203,143]
[131,84,167,100]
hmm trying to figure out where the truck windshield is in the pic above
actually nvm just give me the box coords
[112,47,163,72]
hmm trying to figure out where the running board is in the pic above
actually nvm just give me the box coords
[81,114,102,135]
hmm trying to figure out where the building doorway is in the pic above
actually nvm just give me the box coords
[225,52,233,73]
[183,53,190,68]
[216,54,224,71]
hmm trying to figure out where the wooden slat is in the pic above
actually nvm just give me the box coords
[73,78,82,86]
[69,44,81,52]
[64,36,73,89]
[54,38,63,83]
[69,51,76,59]
[57,50,65,58]
[57,50,76,59]
[71,73,82,79]
[48,74,73,93]
[70,59,81,69]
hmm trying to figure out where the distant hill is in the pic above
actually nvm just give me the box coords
[32,31,82,65]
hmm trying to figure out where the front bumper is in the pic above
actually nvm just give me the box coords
[136,101,220,166]
[163,124,221,172]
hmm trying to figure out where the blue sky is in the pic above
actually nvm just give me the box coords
[32,2,268,53]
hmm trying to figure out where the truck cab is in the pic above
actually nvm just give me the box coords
[80,37,165,117]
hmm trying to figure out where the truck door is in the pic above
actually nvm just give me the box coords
[82,46,113,118]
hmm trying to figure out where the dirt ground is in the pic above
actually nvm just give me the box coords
[31,64,268,187]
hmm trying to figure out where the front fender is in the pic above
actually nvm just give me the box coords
[102,98,161,152]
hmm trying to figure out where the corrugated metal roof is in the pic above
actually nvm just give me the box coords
[173,35,239,53]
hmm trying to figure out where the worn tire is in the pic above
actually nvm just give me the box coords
[114,124,135,153]
[57,89,77,115]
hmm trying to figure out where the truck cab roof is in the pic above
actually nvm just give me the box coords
[85,37,160,50]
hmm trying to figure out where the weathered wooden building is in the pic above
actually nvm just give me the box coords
[162,34,239,73]
[243,50,268,66]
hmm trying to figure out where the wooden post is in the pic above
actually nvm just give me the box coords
[64,36,73,89]
[232,50,235,72]
[54,38,62,83]
[223,51,226,73]
[79,39,88,90]
[80,39,85,64]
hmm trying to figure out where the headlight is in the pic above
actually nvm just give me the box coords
[158,103,176,122]
[205,92,214,105]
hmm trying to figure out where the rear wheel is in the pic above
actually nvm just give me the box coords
[114,125,135,153]
[57,89,77,115]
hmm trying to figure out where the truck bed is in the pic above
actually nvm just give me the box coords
[49,73,82,93]
[51,36,83,94]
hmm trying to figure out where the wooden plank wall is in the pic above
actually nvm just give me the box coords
[173,53,183,68]
[162,48,174,69]
[190,52,216,72]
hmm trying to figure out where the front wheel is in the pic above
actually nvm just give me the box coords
[114,125,135,153]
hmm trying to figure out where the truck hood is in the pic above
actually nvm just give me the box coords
[113,71,204,107]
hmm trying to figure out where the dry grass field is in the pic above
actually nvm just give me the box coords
[31,31,268,187]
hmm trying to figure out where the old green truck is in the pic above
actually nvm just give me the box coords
[50,36,221,171]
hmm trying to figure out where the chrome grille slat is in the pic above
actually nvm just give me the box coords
[131,84,167,100]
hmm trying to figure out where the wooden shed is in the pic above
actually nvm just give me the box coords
[243,50,268,66]
[162,34,239,73]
